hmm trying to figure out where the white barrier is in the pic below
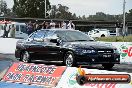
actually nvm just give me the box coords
[57,67,132,88]
[0,38,20,54]
[109,42,132,64]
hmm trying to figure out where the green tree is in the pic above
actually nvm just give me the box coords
[82,15,87,20]
[50,5,57,18]
[13,0,51,18]
[0,0,7,16]
[88,12,122,21]
[50,4,77,19]
[5,8,17,17]
[72,13,77,19]
[113,15,123,22]
[78,15,82,20]
[126,9,132,21]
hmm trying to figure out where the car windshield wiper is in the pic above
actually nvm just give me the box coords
[89,40,94,41]
[74,40,88,41]
[68,40,94,42]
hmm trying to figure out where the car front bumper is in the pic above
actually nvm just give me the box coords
[75,53,120,65]
[15,49,21,58]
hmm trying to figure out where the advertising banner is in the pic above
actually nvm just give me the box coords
[57,67,132,88]
[2,62,66,87]
[110,42,132,64]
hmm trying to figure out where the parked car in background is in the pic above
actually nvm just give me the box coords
[12,22,28,39]
[109,30,116,36]
[0,21,28,39]
[88,29,110,38]
[15,29,120,69]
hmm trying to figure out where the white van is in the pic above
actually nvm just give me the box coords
[0,22,28,39]
[11,22,28,38]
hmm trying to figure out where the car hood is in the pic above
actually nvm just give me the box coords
[63,41,115,50]
[17,39,25,43]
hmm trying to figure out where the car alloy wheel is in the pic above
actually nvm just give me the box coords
[22,51,30,63]
[64,51,75,67]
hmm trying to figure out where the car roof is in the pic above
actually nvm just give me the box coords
[11,22,26,25]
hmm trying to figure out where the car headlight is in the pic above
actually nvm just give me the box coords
[82,49,96,53]
[114,49,119,53]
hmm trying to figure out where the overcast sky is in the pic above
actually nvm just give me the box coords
[5,0,132,16]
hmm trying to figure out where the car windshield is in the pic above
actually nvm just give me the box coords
[55,30,94,42]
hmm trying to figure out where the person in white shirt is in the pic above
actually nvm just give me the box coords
[61,21,67,29]
[67,20,75,29]
[50,20,55,29]
[9,24,15,38]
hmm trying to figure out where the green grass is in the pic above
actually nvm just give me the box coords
[96,36,132,42]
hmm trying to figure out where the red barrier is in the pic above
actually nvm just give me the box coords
[2,62,66,87]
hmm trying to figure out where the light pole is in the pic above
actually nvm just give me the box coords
[122,0,126,36]
[45,0,47,18]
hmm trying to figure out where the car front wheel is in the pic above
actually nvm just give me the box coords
[101,34,105,37]
[21,51,30,63]
[102,63,114,69]
[64,51,76,67]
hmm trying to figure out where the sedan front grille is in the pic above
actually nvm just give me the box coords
[97,49,114,58]
[97,49,113,54]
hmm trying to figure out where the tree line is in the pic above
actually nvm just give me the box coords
[0,0,132,21]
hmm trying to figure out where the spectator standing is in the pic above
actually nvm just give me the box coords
[37,24,42,31]
[34,23,39,31]
[61,21,67,29]
[55,22,61,28]
[3,23,9,38]
[46,22,51,29]
[10,24,15,38]
[27,21,33,35]
[42,21,46,29]
[67,20,75,29]
[50,20,55,29]
[33,22,37,32]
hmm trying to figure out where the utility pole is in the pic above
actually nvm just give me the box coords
[45,0,47,18]
[123,0,126,36]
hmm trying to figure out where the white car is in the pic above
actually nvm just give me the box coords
[12,22,28,39]
[88,29,110,38]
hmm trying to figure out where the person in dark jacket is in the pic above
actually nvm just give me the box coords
[27,21,33,35]
[3,23,9,38]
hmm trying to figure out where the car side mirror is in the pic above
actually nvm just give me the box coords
[50,39,61,46]
[50,39,58,43]
[96,31,99,33]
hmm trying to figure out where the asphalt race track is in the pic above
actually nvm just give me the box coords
[0,53,132,88]
[0,53,132,75]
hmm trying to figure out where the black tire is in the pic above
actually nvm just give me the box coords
[102,63,114,69]
[64,51,76,67]
[76,75,86,85]
[101,34,105,37]
[21,51,31,63]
